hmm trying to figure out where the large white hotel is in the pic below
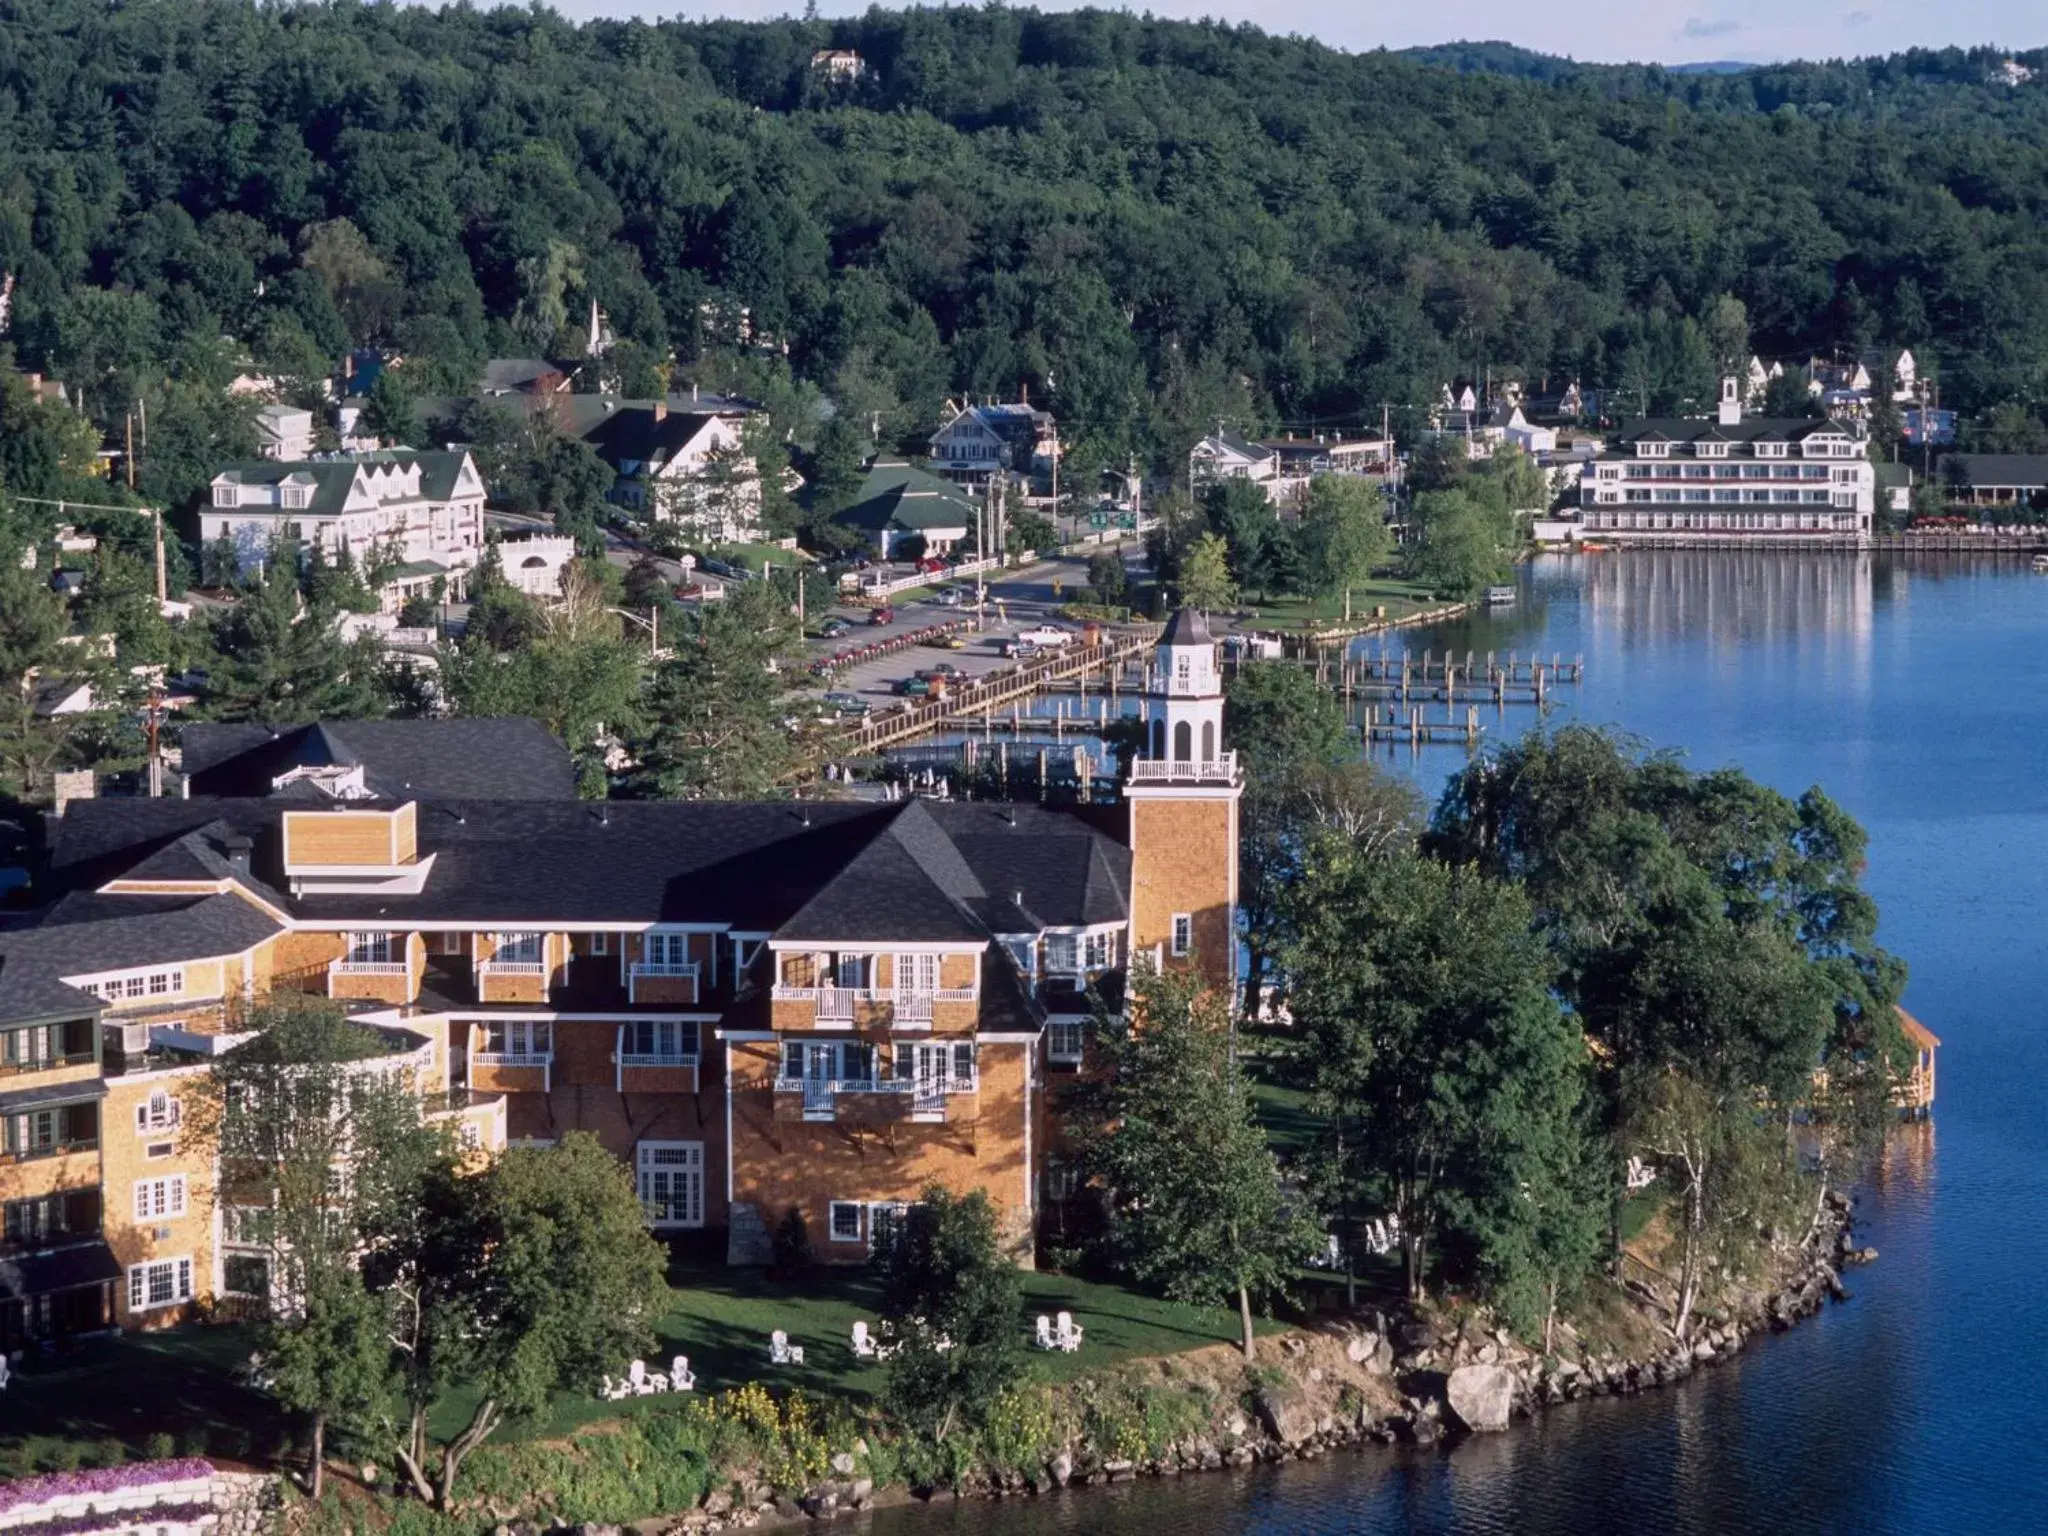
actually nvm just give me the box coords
[1579,380,1874,543]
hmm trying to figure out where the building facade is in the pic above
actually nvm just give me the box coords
[1578,382,1874,543]
[1,627,1239,1349]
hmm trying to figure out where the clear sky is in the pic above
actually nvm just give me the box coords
[544,1,2047,68]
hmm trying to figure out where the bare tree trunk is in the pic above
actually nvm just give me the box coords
[1238,1285,1257,1362]
[309,1409,325,1500]
[393,1404,435,1503]
[1542,1280,1558,1358]
[1673,1161,1705,1345]
[437,1398,502,1510]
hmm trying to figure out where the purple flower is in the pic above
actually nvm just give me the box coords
[0,1462,214,1518]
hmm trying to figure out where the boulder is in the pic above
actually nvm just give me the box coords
[1254,1381,1316,1445]
[1048,1451,1073,1488]
[830,1452,857,1476]
[700,1489,733,1517]
[1444,1364,1517,1433]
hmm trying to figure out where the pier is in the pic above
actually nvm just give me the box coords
[1232,648,1586,708]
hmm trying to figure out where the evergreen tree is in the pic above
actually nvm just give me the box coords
[201,547,391,722]
[631,582,801,798]
[877,1185,1025,1443]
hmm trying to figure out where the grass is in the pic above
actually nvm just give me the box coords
[0,1259,1286,1466]
[1237,578,1445,633]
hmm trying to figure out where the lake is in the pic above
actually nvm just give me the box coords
[861,549,2048,1536]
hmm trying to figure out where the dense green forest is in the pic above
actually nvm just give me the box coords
[4,1,2048,509]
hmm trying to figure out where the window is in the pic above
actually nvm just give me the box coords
[894,953,938,996]
[133,1176,188,1221]
[1045,1162,1081,1202]
[223,1254,269,1298]
[644,931,691,970]
[1173,720,1192,761]
[83,967,184,1002]
[5,1190,96,1246]
[134,1090,181,1135]
[1171,914,1193,957]
[623,1019,697,1064]
[145,1140,174,1160]
[867,1201,912,1254]
[126,1257,193,1312]
[2,1019,94,1073]
[282,484,309,510]
[213,486,236,507]
[1045,934,1079,974]
[493,932,543,964]
[1047,1019,1086,1065]
[780,1040,874,1083]
[588,932,612,956]
[222,1206,267,1246]
[635,1142,704,1228]
[477,1020,551,1060]
[5,1102,95,1157]
[829,1201,864,1243]
[1638,441,1669,458]
[345,932,394,965]
[733,937,762,973]
[1082,931,1114,972]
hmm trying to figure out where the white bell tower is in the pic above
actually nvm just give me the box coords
[1138,608,1230,774]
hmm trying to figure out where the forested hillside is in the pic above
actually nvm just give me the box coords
[5,1,2048,494]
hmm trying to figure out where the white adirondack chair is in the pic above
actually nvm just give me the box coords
[1034,1315,1057,1351]
[851,1321,878,1359]
[1055,1311,1083,1352]
[672,1355,695,1391]
[627,1359,649,1393]
[769,1330,792,1364]
[0,1355,11,1391]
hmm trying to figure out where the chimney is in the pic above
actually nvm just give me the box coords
[1718,377,1742,426]
[652,400,667,423]
[222,832,254,879]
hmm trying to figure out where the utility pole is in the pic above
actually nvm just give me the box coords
[151,508,166,605]
[143,683,165,798]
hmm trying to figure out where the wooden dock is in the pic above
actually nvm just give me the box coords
[1230,648,1585,707]
[1364,704,1487,746]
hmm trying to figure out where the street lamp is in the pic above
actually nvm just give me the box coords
[608,606,668,659]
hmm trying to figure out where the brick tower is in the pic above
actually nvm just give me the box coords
[1125,608,1242,996]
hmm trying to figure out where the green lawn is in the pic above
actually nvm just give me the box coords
[1239,579,1445,633]
[0,1260,1285,1466]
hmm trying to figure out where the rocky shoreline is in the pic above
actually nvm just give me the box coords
[530,1194,1867,1533]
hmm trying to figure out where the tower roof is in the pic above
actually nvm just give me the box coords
[1160,607,1212,647]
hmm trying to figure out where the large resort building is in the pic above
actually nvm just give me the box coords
[0,620,1239,1352]
[1579,380,1875,544]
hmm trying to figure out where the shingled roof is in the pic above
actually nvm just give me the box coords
[180,718,575,801]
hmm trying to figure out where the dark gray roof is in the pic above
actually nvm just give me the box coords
[211,451,479,516]
[1160,608,1212,647]
[3,891,282,975]
[0,1077,108,1114]
[582,407,726,473]
[1944,454,2048,489]
[0,1239,121,1303]
[0,940,103,1022]
[180,718,576,801]
[50,795,1135,946]
[1608,417,1846,450]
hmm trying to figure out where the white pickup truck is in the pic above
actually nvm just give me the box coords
[1014,624,1076,650]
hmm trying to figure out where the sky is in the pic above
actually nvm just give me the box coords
[542,1,2048,68]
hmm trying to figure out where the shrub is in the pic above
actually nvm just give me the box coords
[770,1206,813,1276]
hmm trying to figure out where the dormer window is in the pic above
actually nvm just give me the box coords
[1696,441,1728,459]
[213,485,237,508]
[282,484,310,510]
[1638,442,1669,459]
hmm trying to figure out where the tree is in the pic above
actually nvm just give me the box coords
[201,549,392,722]
[1297,475,1392,615]
[876,1184,1025,1443]
[1761,373,1821,419]
[358,369,416,447]
[198,999,452,1497]
[1224,661,1349,785]
[1086,547,1128,606]
[1178,531,1236,613]
[381,1134,668,1507]
[632,582,801,797]
[0,548,89,798]
[1405,488,1510,598]
[1286,846,1587,1303]
[1199,479,1279,597]
[1081,968,1315,1359]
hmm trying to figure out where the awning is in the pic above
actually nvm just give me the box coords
[0,1077,108,1115]
[0,1240,121,1302]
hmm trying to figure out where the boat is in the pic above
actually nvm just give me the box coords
[1484,585,1517,606]
[2032,554,2048,572]
[1577,539,1611,553]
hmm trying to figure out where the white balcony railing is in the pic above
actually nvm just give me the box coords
[1129,752,1238,783]
[620,1050,700,1068]
[772,1075,977,1120]
[478,959,546,976]
[629,961,700,1004]
[329,959,409,976]
[473,1050,553,1068]
[771,985,978,1021]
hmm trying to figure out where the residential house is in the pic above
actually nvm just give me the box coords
[1939,454,2048,509]
[1492,402,1557,456]
[499,534,580,599]
[1188,433,1279,496]
[254,405,315,462]
[833,459,979,559]
[1873,461,1917,518]
[810,49,866,81]
[928,400,1061,489]
[202,451,487,612]
[0,630,1240,1346]
[1578,378,1875,543]
[478,359,572,398]
[582,402,760,543]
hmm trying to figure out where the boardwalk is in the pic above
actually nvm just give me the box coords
[1233,648,1586,708]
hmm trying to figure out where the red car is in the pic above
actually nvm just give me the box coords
[869,606,895,625]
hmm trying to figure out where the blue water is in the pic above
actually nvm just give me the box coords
[863,549,2048,1535]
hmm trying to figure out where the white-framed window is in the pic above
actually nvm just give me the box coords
[635,1141,704,1228]
[477,1020,551,1060]
[133,1175,188,1221]
[894,953,938,995]
[84,967,185,1002]
[1047,1019,1086,1065]
[623,1019,697,1064]
[644,932,691,969]
[1171,914,1193,957]
[781,1039,874,1082]
[222,1253,270,1298]
[135,1090,181,1135]
[867,1200,913,1253]
[1082,931,1114,971]
[1045,1162,1081,1201]
[829,1201,864,1243]
[588,932,612,956]
[493,932,543,964]
[126,1256,193,1312]
[1639,441,1669,458]
[1045,934,1079,974]
[346,931,395,964]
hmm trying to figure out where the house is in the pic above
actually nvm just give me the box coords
[1939,454,2048,509]
[499,534,580,599]
[810,48,866,81]
[202,451,488,612]
[1188,433,1279,496]
[1578,378,1875,543]
[928,400,1061,488]
[478,358,572,398]
[832,459,979,559]
[1743,356,1783,407]
[1491,402,1557,455]
[1873,461,1917,517]
[0,628,1241,1347]
[253,405,315,462]
[582,403,760,542]
[1259,435,1392,480]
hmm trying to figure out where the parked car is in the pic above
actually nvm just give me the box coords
[927,633,967,650]
[822,692,870,717]
[929,587,966,607]
[916,555,948,574]
[868,606,896,626]
[915,664,964,682]
[1015,624,1074,649]
[818,617,851,638]
[1001,640,1042,660]
[895,676,933,697]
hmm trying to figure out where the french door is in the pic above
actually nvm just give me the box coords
[635,1141,704,1228]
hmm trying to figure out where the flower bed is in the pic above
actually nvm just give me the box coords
[0,1502,213,1536]
[0,1463,216,1531]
